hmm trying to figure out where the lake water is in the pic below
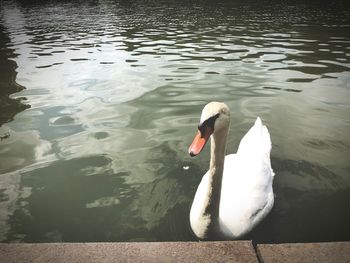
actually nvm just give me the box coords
[0,0,349,243]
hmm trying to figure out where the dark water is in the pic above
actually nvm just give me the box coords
[0,0,350,243]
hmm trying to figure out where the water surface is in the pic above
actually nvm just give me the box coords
[0,0,350,243]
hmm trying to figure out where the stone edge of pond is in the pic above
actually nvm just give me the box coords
[256,241,350,263]
[0,241,349,263]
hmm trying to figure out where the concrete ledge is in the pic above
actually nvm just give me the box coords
[1,241,349,263]
[257,242,350,263]
[0,241,258,263]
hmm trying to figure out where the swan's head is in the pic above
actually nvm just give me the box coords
[189,102,230,157]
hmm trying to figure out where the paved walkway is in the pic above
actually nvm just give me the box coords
[0,241,349,262]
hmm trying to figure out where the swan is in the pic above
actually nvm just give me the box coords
[188,102,275,240]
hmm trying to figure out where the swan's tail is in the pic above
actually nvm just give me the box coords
[237,117,273,170]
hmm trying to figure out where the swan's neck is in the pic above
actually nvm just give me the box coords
[208,128,228,209]
[201,127,229,237]
[209,129,228,176]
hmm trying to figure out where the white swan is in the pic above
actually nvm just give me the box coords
[188,102,275,240]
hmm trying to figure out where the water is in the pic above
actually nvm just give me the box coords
[0,0,350,243]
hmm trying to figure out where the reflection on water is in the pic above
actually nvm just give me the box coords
[0,22,29,127]
[0,0,350,242]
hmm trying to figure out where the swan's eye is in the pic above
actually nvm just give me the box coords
[198,124,206,136]
[198,113,220,136]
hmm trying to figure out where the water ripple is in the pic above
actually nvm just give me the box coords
[1,0,350,243]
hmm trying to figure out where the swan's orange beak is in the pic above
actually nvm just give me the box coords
[188,126,213,157]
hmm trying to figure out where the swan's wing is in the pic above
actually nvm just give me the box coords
[218,118,275,238]
[237,117,271,156]
[237,117,274,176]
[219,153,274,238]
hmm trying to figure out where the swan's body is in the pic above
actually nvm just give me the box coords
[188,102,274,239]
